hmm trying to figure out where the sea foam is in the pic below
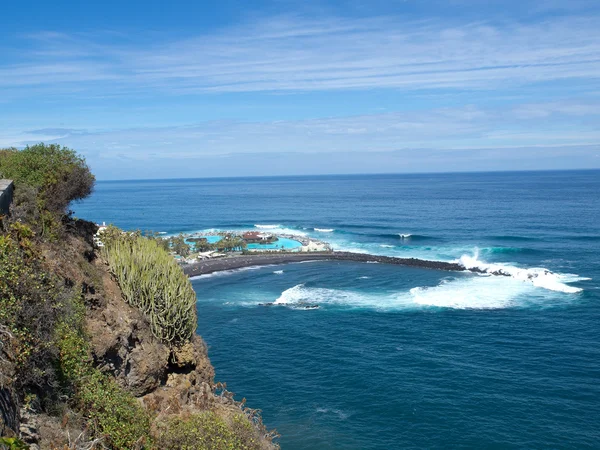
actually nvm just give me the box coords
[457,251,584,294]
[272,276,574,311]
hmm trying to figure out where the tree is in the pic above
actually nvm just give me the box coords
[170,234,190,257]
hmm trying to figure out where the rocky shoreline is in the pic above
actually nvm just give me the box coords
[183,251,483,277]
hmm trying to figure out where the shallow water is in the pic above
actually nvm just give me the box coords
[75,170,600,449]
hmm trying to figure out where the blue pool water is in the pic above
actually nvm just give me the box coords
[247,237,302,250]
[187,235,302,250]
[74,171,600,449]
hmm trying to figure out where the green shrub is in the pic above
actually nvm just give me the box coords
[102,232,197,344]
[76,371,151,450]
[0,224,67,392]
[0,143,95,215]
[0,437,28,450]
[56,298,152,450]
[155,411,262,450]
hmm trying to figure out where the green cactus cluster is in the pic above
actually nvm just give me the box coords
[103,234,197,344]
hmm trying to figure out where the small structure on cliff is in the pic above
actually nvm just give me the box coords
[0,179,14,215]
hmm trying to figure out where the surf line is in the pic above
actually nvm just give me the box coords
[183,251,494,277]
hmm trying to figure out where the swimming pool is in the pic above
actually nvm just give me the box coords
[246,237,302,250]
[190,235,302,251]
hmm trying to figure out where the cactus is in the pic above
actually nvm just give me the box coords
[102,233,197,344]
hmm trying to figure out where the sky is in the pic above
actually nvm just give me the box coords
[1,0,599,179]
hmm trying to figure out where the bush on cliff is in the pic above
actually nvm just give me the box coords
[0,223,69,400]
[0,143,94,215]
[57,315,152,450]
[101,229,197,344]
[155,411,262,450]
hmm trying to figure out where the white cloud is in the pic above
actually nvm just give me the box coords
[2,15,600,95]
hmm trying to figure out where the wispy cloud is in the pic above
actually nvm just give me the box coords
[3,100,596,171]
[2,15,600,95]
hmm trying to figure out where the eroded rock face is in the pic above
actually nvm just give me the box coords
[87,261,214,400]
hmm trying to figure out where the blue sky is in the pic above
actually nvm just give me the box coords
[1,0,599,179]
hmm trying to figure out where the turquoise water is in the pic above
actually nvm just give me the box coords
[74,171,600,449]
[247,237,302,250]
[188,235,302,250]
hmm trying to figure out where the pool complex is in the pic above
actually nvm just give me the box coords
[188,235,303,251]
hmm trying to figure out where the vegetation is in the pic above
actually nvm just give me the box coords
[188,234,247,253]
[155,411,262,450]
[0,223,70,400]
[57,314,151,450]
[0,144,276,449]
[0,143,95,238]
[0,143,94,214]
[101,228,197,344]
[0,144,151,449]
[170,233,191,257]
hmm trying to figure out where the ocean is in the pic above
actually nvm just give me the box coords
[73,170,600,449]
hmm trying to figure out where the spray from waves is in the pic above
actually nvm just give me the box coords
[271,277,573,310]
[457,250,584,293]
[314,228,335,232]
[254,224,308,236]
[322,233,585,294]
[255,224,280,229]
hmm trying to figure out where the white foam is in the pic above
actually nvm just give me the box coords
[272,275,574,311]
[380,244,395,248]
[409,277,531,309]
[457,250,584,294]
[253,224,308,236]
[314,228,335,232]
[190,264,277,280]
[399,234,412,238]
[273,270,284,275]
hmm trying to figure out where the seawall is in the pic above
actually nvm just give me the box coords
[183,251,472,277]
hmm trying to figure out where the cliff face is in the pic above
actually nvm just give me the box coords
[1,221,277,449]
[87,259,215,405]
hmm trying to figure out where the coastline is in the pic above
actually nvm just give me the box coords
[183,251,470,277]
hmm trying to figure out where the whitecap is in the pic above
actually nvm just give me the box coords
[273,270,284,275]
[255,224,280,229]
[272,277,574,311]
[314,228,335,232]
[457,250,584,294]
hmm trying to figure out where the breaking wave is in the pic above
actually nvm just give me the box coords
[254,224,281,229]
[457,251,584,294]
[272,277,578,311]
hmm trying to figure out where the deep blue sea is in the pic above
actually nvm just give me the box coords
[74,171,600,449]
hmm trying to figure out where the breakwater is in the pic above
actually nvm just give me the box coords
[183,251,487,277]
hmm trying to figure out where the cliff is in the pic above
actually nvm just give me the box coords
[0,219,277,449]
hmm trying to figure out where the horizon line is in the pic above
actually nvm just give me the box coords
[95,167,600,183]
